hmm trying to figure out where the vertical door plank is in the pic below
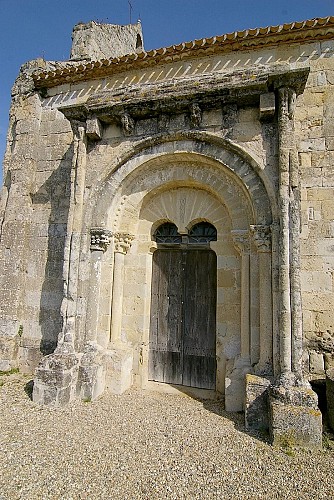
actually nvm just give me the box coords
[183,249,217,389]
[149,250,183,384]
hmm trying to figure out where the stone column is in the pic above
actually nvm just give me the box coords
[225,230,252,412]
[250,225,273,375]
[59,120,87,347]
[110,232,134,344]
[271,221,280,377]
[86,228,112,346]
[267,86,322,450]
[277,87,294,377]
[231,230,251,364]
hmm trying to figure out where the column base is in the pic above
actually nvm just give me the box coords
[105,343,133,395]
[245,374,273,431]
[33,343,80,406]
[225,356,253,412]
[269,380,322,450]
[77,342,107,401]
[0,319,20,371]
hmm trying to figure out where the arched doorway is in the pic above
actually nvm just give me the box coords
[84,136,274,407]
[149,222,217,389]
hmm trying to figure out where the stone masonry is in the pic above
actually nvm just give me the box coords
[1,17,334,448]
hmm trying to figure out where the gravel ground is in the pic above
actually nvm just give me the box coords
[0,374,333,500]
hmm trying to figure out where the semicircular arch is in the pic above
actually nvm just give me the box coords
[89,133,274,232]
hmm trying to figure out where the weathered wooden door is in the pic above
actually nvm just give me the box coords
[149,248,216,389]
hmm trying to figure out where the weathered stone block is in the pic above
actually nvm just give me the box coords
[86,117,103,141]
[324,353,334,371]
[105,346,133,395]
[270,401,322,449]
[309,350,325,374]
[225,356,252,412]
[0,320,20,371]
[77,342,106,401]
[33,345,80,406]
[245,374,272,431]
[260,92,275,121]
[269,384,322,449]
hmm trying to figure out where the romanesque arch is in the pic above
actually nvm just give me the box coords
[83,135,275,409]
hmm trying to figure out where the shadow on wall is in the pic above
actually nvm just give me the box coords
[31,144,73,355]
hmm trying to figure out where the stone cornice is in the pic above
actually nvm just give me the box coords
[58,67,309,123]
[33,17,334,89]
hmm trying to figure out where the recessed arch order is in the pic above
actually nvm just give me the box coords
[89,132,275,232]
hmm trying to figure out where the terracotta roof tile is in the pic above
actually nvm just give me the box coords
[33,16,334,88]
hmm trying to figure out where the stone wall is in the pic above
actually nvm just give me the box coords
[70,21,143,61]
[0,29,333,393]
[297,54,334,378]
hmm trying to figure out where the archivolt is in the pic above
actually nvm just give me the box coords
[89,132,274,230]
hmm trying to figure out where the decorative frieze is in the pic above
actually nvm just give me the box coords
[114,232,134,254]
[90,228,113,252]
[250,225,271,253]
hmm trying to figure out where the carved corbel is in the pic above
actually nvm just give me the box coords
[114,232,134,254]
[190,102,202,127]
[121,113,135,136]
[86,116,103,141]
[250,225,272,253]
[158,114,169,131]
[90,228,113,252]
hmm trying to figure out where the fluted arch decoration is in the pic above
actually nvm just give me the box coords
[88,133,274,231]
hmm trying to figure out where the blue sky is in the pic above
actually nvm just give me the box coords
[0,0,333,184]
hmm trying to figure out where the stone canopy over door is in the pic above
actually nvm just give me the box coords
[149,222,217,390]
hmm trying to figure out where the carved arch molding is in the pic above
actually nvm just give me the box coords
[83,137,275,398]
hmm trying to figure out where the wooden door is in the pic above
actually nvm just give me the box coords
[149,248,216,389]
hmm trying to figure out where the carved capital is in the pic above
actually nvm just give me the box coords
[231,230,250,255]
[114,232,134,254]
[278,86,296,121]
[121,113,135,136]
[90,228,113,252]
[250,225,271,252]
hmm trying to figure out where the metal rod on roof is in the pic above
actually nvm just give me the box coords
[128,0,133,24]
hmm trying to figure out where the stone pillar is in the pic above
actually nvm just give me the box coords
[271,221,280,377]
[86,228,113,346]
[225,230,252,412]
[267,86,322,450]
[250,225,273,375]
[277,87,294,377]
[33,121,87,406]
[231,230,251,364]
[60,121,88,347]
[106,232,135,395]
[110,232,134,344]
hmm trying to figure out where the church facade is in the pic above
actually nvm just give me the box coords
[1,17,334,447]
